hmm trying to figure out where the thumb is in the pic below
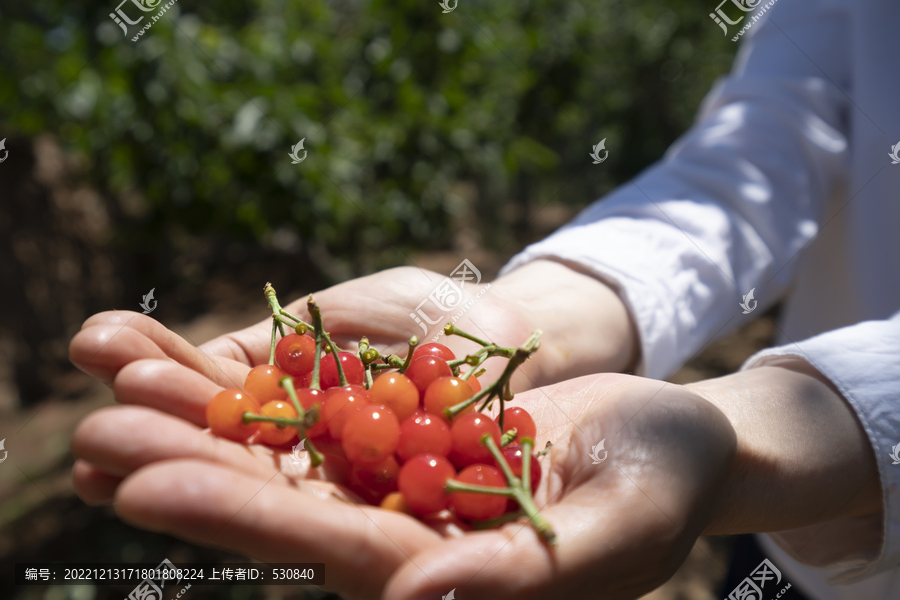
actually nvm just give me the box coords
[383,525,554,600]
[383,461,700,600]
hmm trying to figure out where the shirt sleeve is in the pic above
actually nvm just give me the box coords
[741,311,900,583]
[499,2,852,380]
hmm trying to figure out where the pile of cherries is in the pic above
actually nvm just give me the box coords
[205,284,555,543]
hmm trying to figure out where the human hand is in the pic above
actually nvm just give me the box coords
[69,260,637,400]
[71,354,735,600]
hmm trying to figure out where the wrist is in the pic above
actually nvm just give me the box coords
[490,259,639,385]
[687,362,881,535]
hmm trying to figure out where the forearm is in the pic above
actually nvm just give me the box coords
[490,259,640,386]
[687,358,882,536]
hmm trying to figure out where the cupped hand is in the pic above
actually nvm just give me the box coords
[69,266,536,396]
[382,373,737,600]
[71,329,735,600]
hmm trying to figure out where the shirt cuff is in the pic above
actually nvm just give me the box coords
[499,212,729,381]
[740,314,900,582]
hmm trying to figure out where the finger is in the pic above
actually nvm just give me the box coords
[198,316,274,368]
[77,311,212,372]
[71,405,297,482]
[72,459,123,505]
[385,490,681,600]
[71,320,250,389]
[115,459,443,600]
[113,359,225,426]
[69,321,169,384]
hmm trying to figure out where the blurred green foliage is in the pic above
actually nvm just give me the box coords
[0,0,736,277]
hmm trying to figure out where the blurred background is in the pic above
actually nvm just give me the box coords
[0,0,778,597]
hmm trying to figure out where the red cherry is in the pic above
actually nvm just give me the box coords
[342,405,401,465]
[449,464,508,521]
[316,434,351,484]
[450,413,502,468]
[368,372,419,422]
[495,406,537,442]
[405,356,452,397]
[397,454,455,515]
[412,342,456,362]
[297,387,328,438]
[468,375,482,394]
[244,364,289,402]
[256,400,298,446]
[348,455,399,505]
[321,385,370,440]
[423,376,475,419]
[206,388,261,441]
[275,334,317,377]
[397,413,452,462]
[498,444,542,494]
[320,352,365,389]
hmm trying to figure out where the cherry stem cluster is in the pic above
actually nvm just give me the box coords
[258,286,552,538]
[444,436,557,545]
[241,376,324,467]
[443,326,542,433]
[307,296,348,387]
[265,283,310,365]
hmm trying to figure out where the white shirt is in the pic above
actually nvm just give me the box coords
[501,1,900,598]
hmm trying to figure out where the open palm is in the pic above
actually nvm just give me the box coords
[70,268,735,600]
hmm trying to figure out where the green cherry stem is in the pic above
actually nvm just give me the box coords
[443,323,491,347]
[483,434,556,545]
[461,353,488,380]
[268,319,278,366]
[242,413,303,427]
[264,283,315,333]
[444,480,514,497]
[263,283,289,337]
[281,376,305,419]
[483,433,519,485]
[471,509,526,530]
[444,386,491,420]
[500,428,518,447]
[536,440,553,457]
[370,362,398,371]
[307,296,349,387]
[444,330,542,423]
[398,336,419,374]
[282,376,324,466]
